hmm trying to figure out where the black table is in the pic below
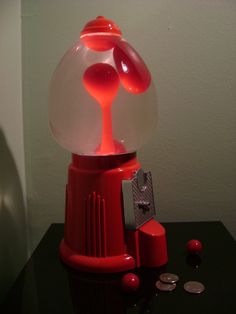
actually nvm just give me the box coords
[1,222,236,314]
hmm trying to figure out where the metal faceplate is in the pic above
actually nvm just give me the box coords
[122,169,156,230]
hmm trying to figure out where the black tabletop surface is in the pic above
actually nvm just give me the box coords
[1,221,236,314]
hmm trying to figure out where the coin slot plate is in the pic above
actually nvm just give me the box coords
[122,169,156,230]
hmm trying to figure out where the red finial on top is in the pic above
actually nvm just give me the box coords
[80,16,122,36]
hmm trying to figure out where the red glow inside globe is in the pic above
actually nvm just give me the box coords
[83,63,119,154]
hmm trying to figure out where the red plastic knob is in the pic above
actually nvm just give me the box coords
[186,239,203,254]
[80,16,122,36]
[80,16,122,51]
[121,273,140,293]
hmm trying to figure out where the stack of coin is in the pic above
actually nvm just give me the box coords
[156,272,205,295]
[156,273,179,292]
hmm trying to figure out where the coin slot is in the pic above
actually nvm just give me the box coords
[136,201,150,214]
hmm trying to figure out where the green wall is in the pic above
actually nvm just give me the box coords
[0,0,28,302]
[22,0,236,253]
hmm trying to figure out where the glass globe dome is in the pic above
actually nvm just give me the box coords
[49,16,157,156]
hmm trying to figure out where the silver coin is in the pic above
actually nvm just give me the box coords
[156,280,176,292]
[159,272,179,284]
[184,281,205,294]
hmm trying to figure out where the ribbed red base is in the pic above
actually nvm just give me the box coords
[60,240,135,273]
[60,218,167,272]
[61,153,168,273]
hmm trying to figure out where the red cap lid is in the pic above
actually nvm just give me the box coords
[80,16,122,36]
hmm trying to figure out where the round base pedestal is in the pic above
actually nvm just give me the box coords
[61,154,168,273]
[60,218,168,273]
[60,240,136,273]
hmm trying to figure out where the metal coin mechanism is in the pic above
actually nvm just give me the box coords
[184,281,205,294]
[155,280,176,292]
[159,273,179,284]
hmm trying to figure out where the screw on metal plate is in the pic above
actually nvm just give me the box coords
[136,169,147,192]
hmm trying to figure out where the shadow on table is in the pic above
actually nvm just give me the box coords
[64,265,165,314]
[0,129,28,303]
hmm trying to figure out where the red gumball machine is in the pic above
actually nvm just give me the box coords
[49,16,168,273]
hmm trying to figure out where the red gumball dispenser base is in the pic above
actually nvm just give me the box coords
[60,153,168,273]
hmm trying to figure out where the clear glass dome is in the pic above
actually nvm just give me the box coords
[49,16,157,156]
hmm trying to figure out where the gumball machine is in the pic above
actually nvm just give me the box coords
[49,16,168,273]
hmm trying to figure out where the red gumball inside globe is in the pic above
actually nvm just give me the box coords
[121,273,140,293]
[186,239,203,254]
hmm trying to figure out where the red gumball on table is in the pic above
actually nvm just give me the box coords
[186,239,203,254]
[121,273,140,293]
